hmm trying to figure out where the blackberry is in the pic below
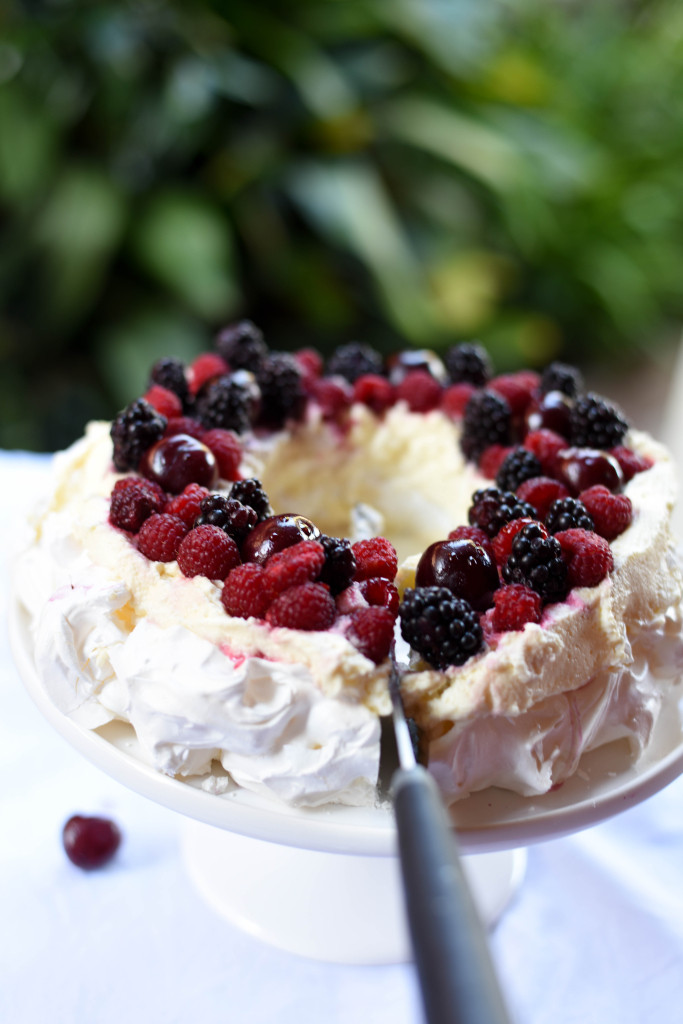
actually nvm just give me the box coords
[149,357,189,407]
[460,390,512,462]
[194,494,258,544]
[327,342,384,384]
[216,320,268,373]
[195,374,254,434]
[540,361,583,398]
[318,535,356,595]
[399,587,483,669]
[545,497,594,535]
[569,393,629,450]
[229,478,272,521]
[111,398,167,472]
[255,352,306,429]
[502,522,568,603]
[468,488,537,539]
[444,342,491,387]
[495,447,542,493]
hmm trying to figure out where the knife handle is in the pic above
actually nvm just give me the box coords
[392,766,513,1024]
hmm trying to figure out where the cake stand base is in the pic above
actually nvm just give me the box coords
[181,818,526,964]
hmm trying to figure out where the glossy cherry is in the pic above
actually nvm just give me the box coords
[525,390,573,439]
[556,447,624,494]
[62,814,122,870]
[387,349,446,385]
[240,513,321,564]
[141,433,218,493]
[415,538,499,611]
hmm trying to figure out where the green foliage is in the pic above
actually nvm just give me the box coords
[2,0,683,449]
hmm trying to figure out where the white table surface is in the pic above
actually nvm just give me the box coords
[3,434,683,1024]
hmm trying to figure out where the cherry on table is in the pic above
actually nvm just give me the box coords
[240,513,321,564]
[415,538,499,611]
[62,814,122,870]
[141,433,218,493]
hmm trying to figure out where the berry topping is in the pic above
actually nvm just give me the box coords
[347,606,396,664]
[164,483,210,527]
[264,539,326,594]
[295,347,324,384]
[389,349,446,385]
[441,382,477,420]
[478,444,513,479]
[461,390,512,462]
[143,384,183,420]
[221,563,277,620]
[201,428,242,481]
[495,447,543,492]
[311,377,353,420]
[229,478,272,520]
[569,393,629,449]
[62,814,122,870]
[266,582,337,631]
[164,415,206,441]
[215,320,267,373]
[318,535,356,595]
[491,517,538,566]
[188,353,229,395]
[488,371,539,416]
[241,513,320,564]
[137,513,188,562]
[394,369,442,413]
[352,537,398,582]
[545,497,594,535]
[149,356,190,406]
[194,494,258,544]
[444,342,491,387]
[109,477,166,533]
[256,353,306,428]
[502,522,569,603]
[399,587,483,669]
[522,428,567,476]
[352,374,394,414]
[524,390,573,438]
[177,524,241,579]
[540,361,583,398]
[578,485,633,540]
[446,524,494,560]
[556,447,624,495]
[358,577,400,616]
[609,445,653,482]
[111,398,167,473]
[327,342,384,384]
[468,487,537,538]
[491,584,542,633]
[515,476,570,520]
[195,373,256,433]
[415,538,498,611]
[556,528,614,588]
[141,433,218,493]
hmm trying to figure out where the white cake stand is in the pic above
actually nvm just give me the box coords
[10,597,683,963]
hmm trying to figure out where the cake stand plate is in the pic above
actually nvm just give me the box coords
[10,596,683,963]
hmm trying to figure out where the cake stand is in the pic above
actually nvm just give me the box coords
[10,596,683,964]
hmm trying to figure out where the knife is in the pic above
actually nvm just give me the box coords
[389,649,514,1024]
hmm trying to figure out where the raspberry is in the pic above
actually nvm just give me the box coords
[256,353,306,428]
[444,342,491,386]
[202,428,242,480]
[516,476,570,520]
[164,416,206,441]
[215,320,267,373]
[496,447,543,492]
[149,356,189,406]
[440,382,476,420]
[143,385,183,420]
[502,522,568,603]
[319,535,356,595]
[177,524,241,579]
[137,513,188,562]
[164,483,210,527]
[545,497,594,535]
[579,485,633,540]
[352,537,398,582]
[491,584,542,633]
[295,347,324,384]
[311,377,353,420]
[447,525,494,560]
[540,362,583,398]
[468,487,537,538]
[196,374,255,433]
[347,606,395,663]
[264,540,326,594]
[569,393,629,449]
[556,528,613,588]
[489,372,539,416]
[492,517,538,566]
[327,342,384,384]
[111,398,167,472]
[221,563,278,619]
[461,390,512,462]
[358,577,400,616]
[62,815,122,870]
[109,477,166,532]
[352,374,395,414]
[399,587,483,669]
[194,494,258,543]
[478,444,513,480]
[229,478,271,520]
[523,429,567,476]
[394,369,442,413]
[609,446,653,482]
[266,582,337,631]
[189,353,229,395]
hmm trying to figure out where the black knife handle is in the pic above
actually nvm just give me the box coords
[392,766,513,1024]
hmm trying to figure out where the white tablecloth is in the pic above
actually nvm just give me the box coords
[3,450,683,1024]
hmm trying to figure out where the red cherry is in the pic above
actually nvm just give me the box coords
[141,434,218,493]
[387,349,446,385]
[556,448,624,495]
[240,514,321,565]
[525,390,573,438]
[415,539,499,611]
[62,815,122,870]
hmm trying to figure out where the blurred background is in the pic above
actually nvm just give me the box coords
[2,0,683,452]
